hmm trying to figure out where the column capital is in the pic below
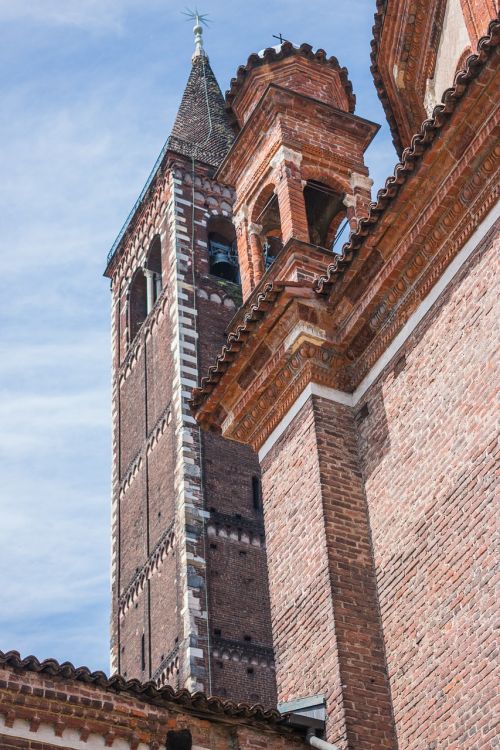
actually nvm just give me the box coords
[343,194,357,209]
[248,222,263,236]
[233,204,249,228]
[270,145,303,169]
[349,171,373,192]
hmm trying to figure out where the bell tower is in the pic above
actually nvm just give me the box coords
[193,43,397,749]
[217,43,377,301]
[105,18,276,705]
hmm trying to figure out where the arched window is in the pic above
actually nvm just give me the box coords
[252,186,283,270]
[303,180,347,251]
[128,269,147,342]
[145,235,162,310]
[207,216,239,283]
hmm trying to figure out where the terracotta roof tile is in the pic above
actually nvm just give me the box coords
[0,649,284,725]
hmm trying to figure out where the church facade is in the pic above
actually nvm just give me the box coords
[1,2,498,750]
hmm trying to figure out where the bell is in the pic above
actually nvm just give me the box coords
[211,252,236,280]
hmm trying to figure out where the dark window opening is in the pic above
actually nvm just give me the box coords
[239,550,247,557]
[214,628,222,636]
[356,403,370,423]
[252,475,262,511]
[145,235,163,307]
[141,633,146,672]
[207,216,239,282]
[166,729,192,750]
[304,180,347,250]
[243,634,252,642]
[254,190,282,269]
[247,667,254,675]
[128,269,147,342]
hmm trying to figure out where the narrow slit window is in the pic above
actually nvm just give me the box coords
[252,475,262,511]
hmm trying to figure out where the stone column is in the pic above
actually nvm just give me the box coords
[234,205,255,301]
[248,223,265,285]
[144,268,155,314]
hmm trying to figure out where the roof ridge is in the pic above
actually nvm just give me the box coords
[0,649,283,724]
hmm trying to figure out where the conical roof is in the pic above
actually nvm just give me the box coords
[168,55,235,168]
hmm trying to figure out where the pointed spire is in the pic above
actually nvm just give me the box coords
[167,15,235,167]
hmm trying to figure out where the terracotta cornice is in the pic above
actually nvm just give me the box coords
[216,84,379,187]
[370,0,405,155]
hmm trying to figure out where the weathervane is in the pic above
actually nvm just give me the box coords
[182,8,210,59]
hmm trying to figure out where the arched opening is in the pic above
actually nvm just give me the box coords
[252,186,283,270]
[145,235,162,308]
[128,269,147,342]
[303,180,347,251]
[207,216,239,283]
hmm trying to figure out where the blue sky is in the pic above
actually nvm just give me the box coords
[0,0,397,674]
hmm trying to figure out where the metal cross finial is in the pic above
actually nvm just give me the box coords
[182,8,210,59]
[272,33,287,44]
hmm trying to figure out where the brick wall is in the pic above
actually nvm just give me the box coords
[358,224,499,749]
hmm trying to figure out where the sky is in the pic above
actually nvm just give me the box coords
[0,0,398,674]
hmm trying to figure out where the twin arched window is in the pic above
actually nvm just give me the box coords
[128,235,163,343]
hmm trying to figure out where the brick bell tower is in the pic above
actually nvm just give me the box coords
[192,43,398,749]
[104,18,276,705]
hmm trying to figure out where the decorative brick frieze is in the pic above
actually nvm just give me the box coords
[206,510,265,547]
[211,637,275,669]
[119,523,176,615]
[153,645,180,686]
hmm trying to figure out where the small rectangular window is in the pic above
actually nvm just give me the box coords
[252,476,262,511]
[141,633,146,672]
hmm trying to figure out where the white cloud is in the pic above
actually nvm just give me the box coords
[0,0,135,31]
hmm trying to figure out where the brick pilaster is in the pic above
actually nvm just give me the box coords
[234,207,255,301]
[261,394,397,750]
[271,147,310,245]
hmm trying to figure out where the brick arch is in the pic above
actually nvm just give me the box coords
[250,183,278,225]
[300,165,349,197]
